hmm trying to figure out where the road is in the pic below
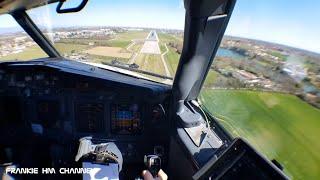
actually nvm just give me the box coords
[127,40,138,64]
[160,43,171,77]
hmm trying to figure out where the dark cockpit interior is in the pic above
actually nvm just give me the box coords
[0,60,173,178]
[0,61,288,180]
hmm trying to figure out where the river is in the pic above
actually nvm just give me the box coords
[216,48,245,59]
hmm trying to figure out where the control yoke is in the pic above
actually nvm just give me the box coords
[75,137,123,171]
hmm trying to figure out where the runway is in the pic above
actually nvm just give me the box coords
[140,31,161,54]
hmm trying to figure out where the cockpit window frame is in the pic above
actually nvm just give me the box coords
[10,10,61,58]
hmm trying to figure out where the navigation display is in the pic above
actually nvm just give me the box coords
[111,104,142,135]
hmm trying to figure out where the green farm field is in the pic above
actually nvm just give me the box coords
[0,43,88,61]
[108,31,149,48]
[0,45,47,61]
[200,89,320,179]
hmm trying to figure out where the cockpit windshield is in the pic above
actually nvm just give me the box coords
[25,0,185,84]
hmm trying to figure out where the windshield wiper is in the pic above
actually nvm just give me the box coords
[101,61,173,80]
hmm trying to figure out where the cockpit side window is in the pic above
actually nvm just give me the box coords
[199,1,320,179]
[0,14,48,61]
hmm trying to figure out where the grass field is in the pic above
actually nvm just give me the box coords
[114,31,149,40]
[159,43,167,54]
[157,33,181,76]
[58,31,148,48]
[108,31,148,48]
[199,89,320,179]
[0,43,89,61]
[135,53,166,75]
[129,43,142,52]
[58,38,110,46]
[203,70,219,88]
[0,45,47,61]
[164,47,180,75]
[106,40,131,48]
[87,54,128,64]
[158,33,183,43]
[55,43,88,54]
[85,46,131,59]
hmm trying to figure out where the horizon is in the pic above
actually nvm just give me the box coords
[1,25,319,55]
[0,0,319,53]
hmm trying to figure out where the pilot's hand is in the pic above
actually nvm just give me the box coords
[142,169,167,180]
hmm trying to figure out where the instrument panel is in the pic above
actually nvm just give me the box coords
[0,60,171,164]
[0,63,170,139]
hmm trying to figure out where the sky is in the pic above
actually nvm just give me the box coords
[1,0,320,53]
[225,0,320,53]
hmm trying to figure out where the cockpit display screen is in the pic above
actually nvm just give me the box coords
[111,104,142,135]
